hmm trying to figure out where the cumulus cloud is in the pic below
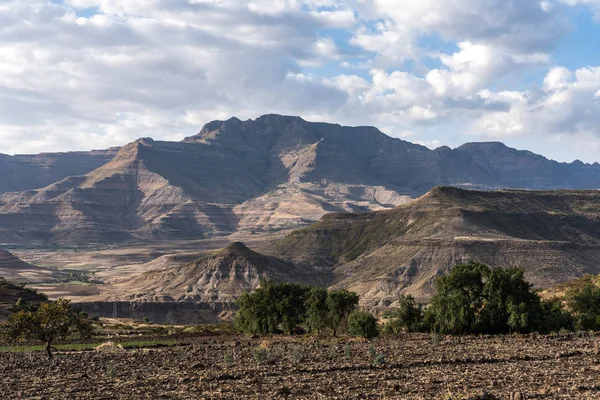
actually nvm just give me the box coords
[469,67,600,147]
[1,0,600,162]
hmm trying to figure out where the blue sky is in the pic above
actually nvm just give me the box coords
[2,0,600,163]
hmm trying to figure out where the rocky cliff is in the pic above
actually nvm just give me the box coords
[1,115,600,247]
[273,187,600,305]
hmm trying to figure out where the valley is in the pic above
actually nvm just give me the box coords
[4,185,600,324]
[2,115,600,323]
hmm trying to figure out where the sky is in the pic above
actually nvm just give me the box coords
[2,1,600,162]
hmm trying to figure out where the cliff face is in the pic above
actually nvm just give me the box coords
[0,115,600,247]
[273,187,600,305]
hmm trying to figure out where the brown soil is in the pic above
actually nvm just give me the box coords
[1,334,600,399]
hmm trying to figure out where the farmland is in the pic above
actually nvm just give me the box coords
[1,332,600,399]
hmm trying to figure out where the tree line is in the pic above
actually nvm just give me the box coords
[235,262,600,338]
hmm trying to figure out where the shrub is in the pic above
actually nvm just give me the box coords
[289,345,304,365]
[536,298,574,333]
[252,347,268,364]
[347,310,379,339]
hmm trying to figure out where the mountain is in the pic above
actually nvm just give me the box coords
[272,187,600,305]
[100,242,326,303]
[0,149,119,194]
[1,114,600,247]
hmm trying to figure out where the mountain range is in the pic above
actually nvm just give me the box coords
[1,114,600,247]
[93,187,600,310]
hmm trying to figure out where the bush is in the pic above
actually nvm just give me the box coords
[347,310,379,339]
[537,298,574,333]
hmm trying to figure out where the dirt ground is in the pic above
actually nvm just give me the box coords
[2,333,600,399]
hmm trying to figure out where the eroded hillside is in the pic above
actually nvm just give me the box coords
[1,115,600,247]
[273,187,600,305]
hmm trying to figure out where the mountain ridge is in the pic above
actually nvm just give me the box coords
[1,114,600,247]
[271,186,600,305]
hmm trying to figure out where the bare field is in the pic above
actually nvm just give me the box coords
[2,334,600,399]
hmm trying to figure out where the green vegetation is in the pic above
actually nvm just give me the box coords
[383,294,424,334]
[1,298,93,358]
[384,262,592,335]
[54,270,93,284]
[235,263,600,339]
[566,280,600,331]
[347,311,379,339]
[326,290,359,336]
[428,262,541,334]
[235,280,362,337]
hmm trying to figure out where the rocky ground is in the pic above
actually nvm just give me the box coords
[2,333,600,399]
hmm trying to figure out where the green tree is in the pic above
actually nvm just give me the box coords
[2,298,93,359]
[537,298,574,333]
[481,266,540,333]
[429,262,488,334]
[383,294,423,334]
[304,286,329,334]
[275,282,309,334]
[429,262,544,334]
[234,281,361,337]
[566,281,600,330]
[326,290,359,336]
[347,310,379,339]
[234,280,309,335]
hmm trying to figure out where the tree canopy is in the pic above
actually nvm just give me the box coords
[234,280,359,336]
[2,298,93,358]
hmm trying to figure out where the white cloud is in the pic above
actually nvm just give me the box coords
[470,66,600,143]
[0,0,599,163]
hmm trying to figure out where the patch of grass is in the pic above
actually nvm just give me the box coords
[252,347,268,364]
[106,360,116,379]
[0,339,181,353]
